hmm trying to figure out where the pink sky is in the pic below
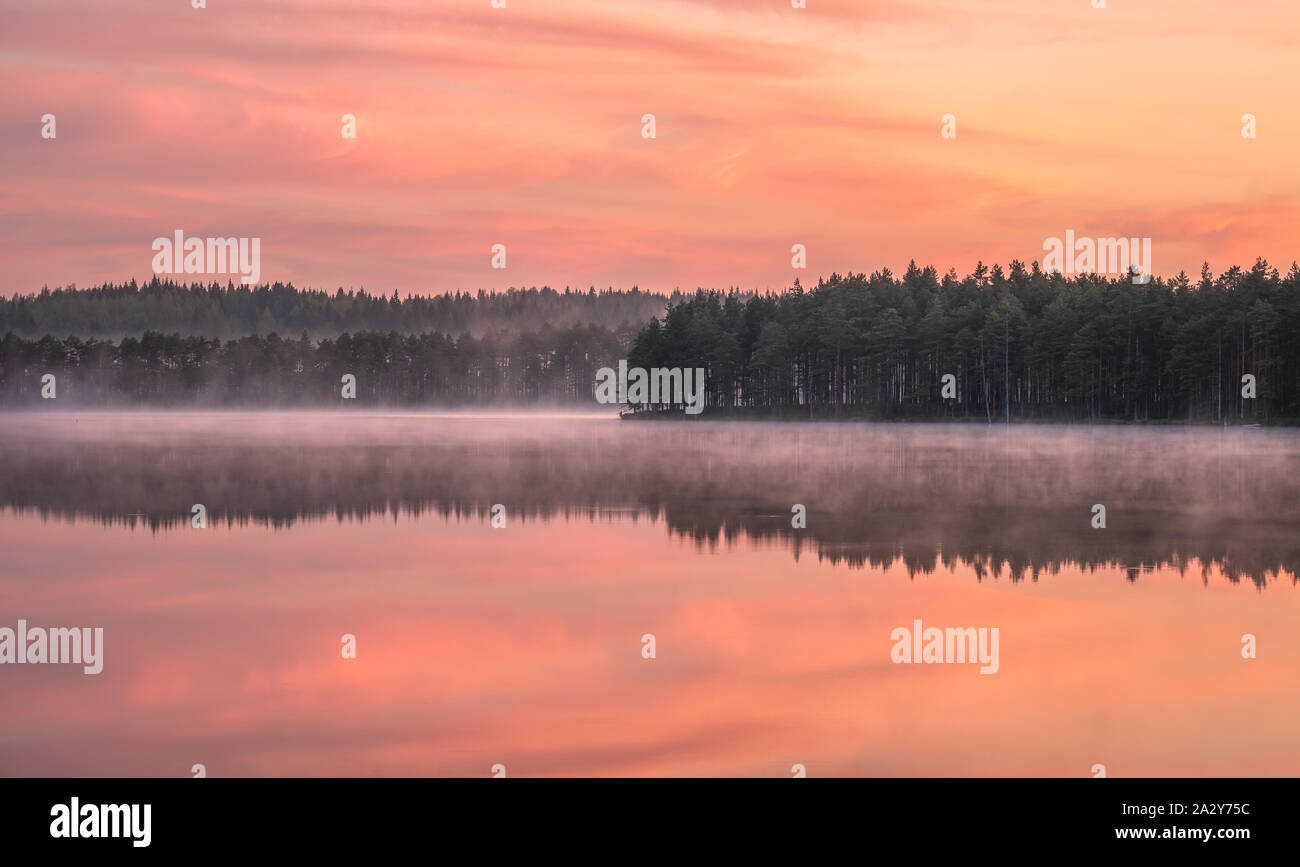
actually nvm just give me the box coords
[3,0,1299,295]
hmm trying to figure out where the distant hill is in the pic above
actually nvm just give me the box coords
[0,279,684,340]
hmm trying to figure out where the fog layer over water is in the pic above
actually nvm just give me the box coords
[1,413,1297,586]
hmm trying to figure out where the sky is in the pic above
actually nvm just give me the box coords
[2,0,1299,295]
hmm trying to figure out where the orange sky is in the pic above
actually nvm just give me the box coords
[3,0,1299,294]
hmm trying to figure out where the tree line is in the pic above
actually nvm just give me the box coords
[0,326,626,406]
[628,259,1300,422]
[0,279,676,340]
[3,260,1298,418]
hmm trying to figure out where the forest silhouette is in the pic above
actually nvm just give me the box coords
[2,259,1298,420]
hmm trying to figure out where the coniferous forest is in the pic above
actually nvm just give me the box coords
[629,259,1300,422]
[2,259,1298,420]
[0,279,676,339]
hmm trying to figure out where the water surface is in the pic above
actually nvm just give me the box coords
[1,413,1297,776]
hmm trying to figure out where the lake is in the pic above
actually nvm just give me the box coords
[1,412,1297,776]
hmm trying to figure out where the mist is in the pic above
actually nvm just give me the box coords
[2,412,1296,586]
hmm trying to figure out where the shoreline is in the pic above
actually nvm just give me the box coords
[616,409,1285,427]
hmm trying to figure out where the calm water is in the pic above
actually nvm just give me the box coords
[1,412,1298,776]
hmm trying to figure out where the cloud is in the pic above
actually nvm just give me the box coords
[2,0,1298,292]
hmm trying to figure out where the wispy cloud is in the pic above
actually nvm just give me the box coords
[2,0,1298,293]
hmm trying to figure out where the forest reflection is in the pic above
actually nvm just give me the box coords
[1,413,1296,587]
